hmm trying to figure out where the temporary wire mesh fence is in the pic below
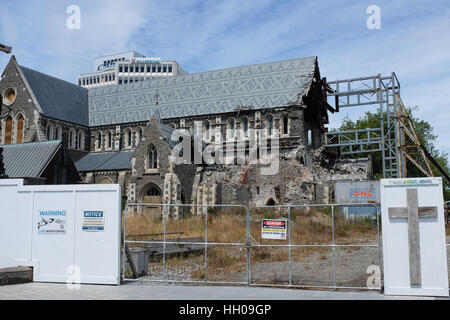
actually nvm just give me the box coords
[122,202,382,291]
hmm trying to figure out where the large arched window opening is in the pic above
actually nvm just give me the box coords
[4,116,13,144]
[16,114,24,143]
[148,145,158,169]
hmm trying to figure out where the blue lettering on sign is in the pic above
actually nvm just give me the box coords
[39,210,66,216]
[84,211,103,217]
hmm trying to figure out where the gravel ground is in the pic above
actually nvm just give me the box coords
[130,235,450,289]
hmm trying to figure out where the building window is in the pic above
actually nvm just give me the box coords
[152,66,156,72]
[203,121,211,141]
[77,131,84,150]
[119,66,123,72]
[106,131,113,149]
[242,118,249,138]
[46,123,54,141]
[124,66,128,72]
[125,129,132,147]
[4,116,12,144]
[168,65,173,73]
[136,127,143,143]
[68,129,75,148]
[16,114,24,143]
[307,129,313,147]
[140,66,144,73]
[96,132,101,149]
[54,125,62,140]
[148,145,158,169]
[266,115,274,137]
[282,115,289,136]
[3,87,17,106]
[227,119,235,140]
[157,65,161,72]
[163,65,167,73]
[130,66,134,73]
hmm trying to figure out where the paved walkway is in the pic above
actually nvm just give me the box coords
[0,282,444,300]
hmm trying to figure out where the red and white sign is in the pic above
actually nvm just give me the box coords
[261,219,287,240]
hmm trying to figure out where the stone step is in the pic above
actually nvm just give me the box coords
[0,267,33,286]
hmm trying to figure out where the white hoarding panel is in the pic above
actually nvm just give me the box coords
[0,179,32,268]
[381,177,449,297]
[0,180,121,285]
[74,189,121,285]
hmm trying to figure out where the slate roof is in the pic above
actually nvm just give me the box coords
[0,140,61,177]
[75,150,134,172]
[88,56,317,126]
[19,65,89,126]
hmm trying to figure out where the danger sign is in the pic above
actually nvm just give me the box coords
[261,219,287,240]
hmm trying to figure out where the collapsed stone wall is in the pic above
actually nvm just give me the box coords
[191,145,371,208]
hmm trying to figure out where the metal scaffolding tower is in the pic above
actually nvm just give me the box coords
[324,73,443,180]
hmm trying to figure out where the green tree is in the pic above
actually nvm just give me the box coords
[334,107,450,200]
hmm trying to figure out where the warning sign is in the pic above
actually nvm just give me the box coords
[82,211,105,231]
[37,210,67,235]
[261,219,287,240]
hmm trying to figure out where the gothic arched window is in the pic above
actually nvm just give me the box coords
[148,145,158,169]
[16,114,24,143]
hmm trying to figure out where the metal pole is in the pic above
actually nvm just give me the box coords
[331,205,336,288]
[246,206,251,285]
[163,204,167,280]
[204,204,208,281]
[122,203,128,281]
[376,204,382,290]
[288,206,292,286]
[0,45,13,178]
[378,75,387,178]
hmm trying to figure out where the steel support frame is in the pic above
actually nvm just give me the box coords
[325,73,403,178]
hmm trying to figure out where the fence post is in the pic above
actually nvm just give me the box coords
[288,206,292,286]
[331,205,337,288]
[163,203,167,281]
[204,204,208,282]
[246,206,251,286]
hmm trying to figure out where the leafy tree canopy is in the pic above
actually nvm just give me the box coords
[334,106,450,200]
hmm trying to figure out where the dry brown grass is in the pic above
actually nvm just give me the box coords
[124,207,378,279]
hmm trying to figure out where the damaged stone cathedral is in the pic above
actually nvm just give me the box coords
[0,55,371,216]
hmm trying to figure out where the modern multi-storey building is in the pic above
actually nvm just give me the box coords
[77,51,187,88]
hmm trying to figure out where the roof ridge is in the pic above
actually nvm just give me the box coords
[19,65,88,91]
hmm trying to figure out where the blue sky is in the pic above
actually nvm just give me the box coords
[1,0,449,158]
